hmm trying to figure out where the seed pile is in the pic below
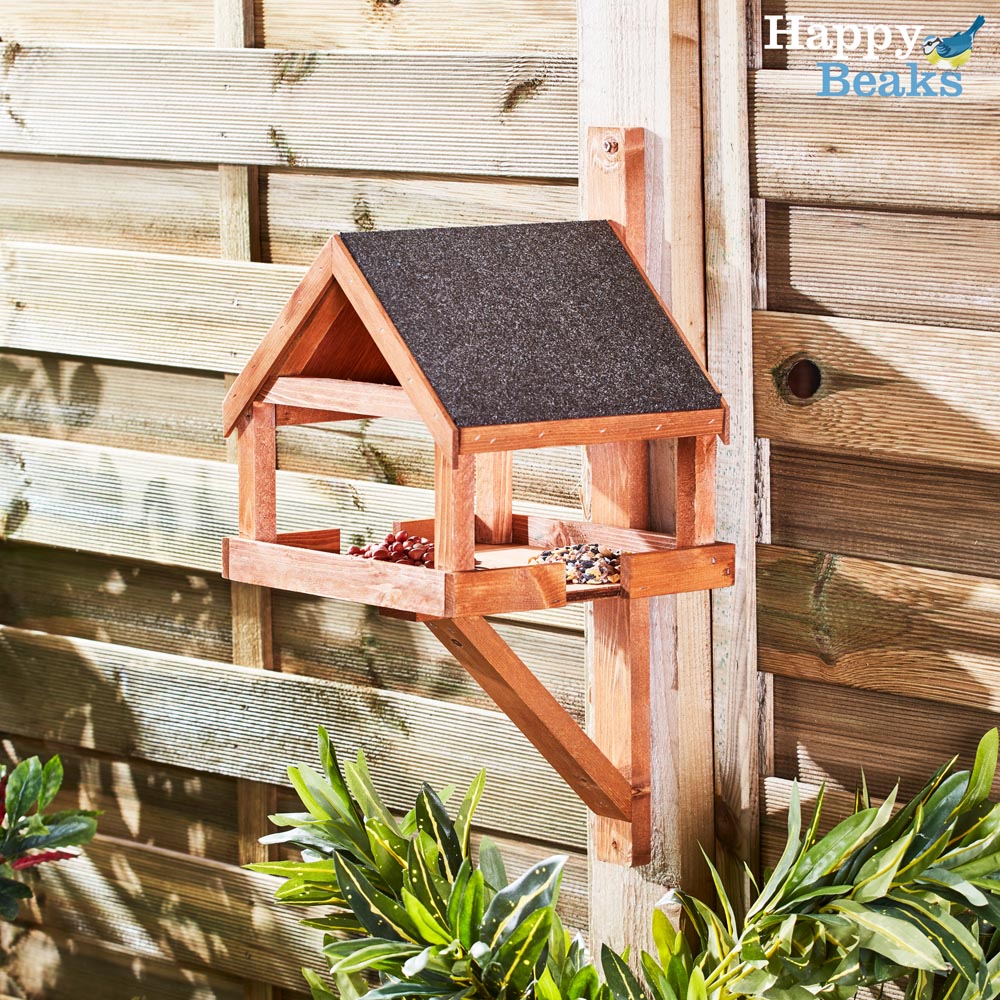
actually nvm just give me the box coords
[529,543,623,585]
[348,530,435,568]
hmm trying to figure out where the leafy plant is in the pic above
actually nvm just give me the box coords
[260,729,1000,1000]
[0,754,99,920]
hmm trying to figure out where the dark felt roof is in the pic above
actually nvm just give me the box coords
[340,220,721,429]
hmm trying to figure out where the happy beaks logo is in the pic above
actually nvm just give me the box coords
[765,13,988,96]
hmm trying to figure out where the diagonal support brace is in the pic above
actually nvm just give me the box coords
[426,615,649,834]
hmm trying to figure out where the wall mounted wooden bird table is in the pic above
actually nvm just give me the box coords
[221,126,734,867]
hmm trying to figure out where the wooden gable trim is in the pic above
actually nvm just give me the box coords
[223,236,347,436]
[260,376,421,422]
[329,235,459,458]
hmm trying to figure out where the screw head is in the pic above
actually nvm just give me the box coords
[603,138,619,154]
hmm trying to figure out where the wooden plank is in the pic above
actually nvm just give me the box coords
[702,0,761,911]
[758,0,1000,75]
[263,170,577,265]
[675,435,717,547]
[0,242,306,372]
[0,541,588,724]
[754,310,1000,470]
[237,403,277,542]
[475,452,514,544]
[0,2,213,44]
[262,377,419,422]
[516,515,676,552]
[0,925,247,1000]
[224,538,449,616]
[758,544,1000,711]
[459,408,727,453]
[0,47,577,178]
[446,564,567,616]
[2,735,239,863]
[19,836,324,990]
[772,675,1000,801]
[752,71,1000,214]
[276,527,341,551]
[0,624,589,846]
[769,447,1000,578]
[426,616,633,821]
[434,448,476,571]
[765,204,1000,331]
[256,0,575,52]
[0,156,220,255]
[621,544,735,599]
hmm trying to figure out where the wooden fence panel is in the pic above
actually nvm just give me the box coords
[0,47,577,177]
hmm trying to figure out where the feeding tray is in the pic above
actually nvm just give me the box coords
[220,126,735,868]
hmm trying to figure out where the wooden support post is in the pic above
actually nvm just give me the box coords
[237,402,277,543]
[676,435,718,548]
[475,451,514,544]
[583,127,652,867]
[435,447,476,571]
[426,616,633,822]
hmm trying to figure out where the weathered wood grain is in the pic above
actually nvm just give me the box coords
[18,836,325,989]
[765,204,1000,331]
[772,675,1000,801]
[0,925,249,1000]
[0,2,213,44]
[758,0,1000,73]
[0,156,220,255]
[752,72,1000,213]
[0,242,304,372]
[256,0,575,51]
[758,544,1000,710]
[263,169,577,264]
[0,540,587,717]
[0,47,577,178]
[0,624,587,846]
[754,311,1000,470]
[2,734,239,863]
[769,447,1000,578]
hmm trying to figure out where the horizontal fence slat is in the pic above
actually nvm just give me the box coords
[0,542,586,718]
[0,924,248,1000]
[758,544,1000,709]
[758,1,1000,74]
[0,3,213,45]
[751,71,1000,213]
[0,47,577,178]
[0,624,588,846]
[754,310,1000,470]
[769,447,1000,578]
[22,836,324,989]
[256,0,575,52]
[263,169,578,264]
[772,674,1000,800]
[764,204,1000,331]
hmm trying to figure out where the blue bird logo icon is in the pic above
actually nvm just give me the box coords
[923,15,986,69]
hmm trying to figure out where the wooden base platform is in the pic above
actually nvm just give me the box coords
[222,514,735,618]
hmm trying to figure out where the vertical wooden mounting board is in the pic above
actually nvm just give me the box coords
[475,452,513,544]
[579,0,716,950]
[435,447,476,571]
[702,0,763,911]
[215,4,278,999]
[582,134,652,864]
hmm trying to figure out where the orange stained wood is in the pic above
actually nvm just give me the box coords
[425,616,635,822]
[474,451,514,544]
[620,543,735,599]
[676,435,718,547]
[330,235,458,456]
[236,402,276,542]
[261,377,421,422]
[435,447,477,571]
[223,237,346,435]
[274,528,342,552]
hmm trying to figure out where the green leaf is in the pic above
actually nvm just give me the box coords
[788,806,885,894]
[853,829,915,902]
[345,752,400,833]
[827,899,945,971]
[886,892,984,985]
[478,837,508,891]
[334,851,419,942]
[536,967,564,1000]
[651,908,676,968]
[21,814,97,851]
[567,964,601,1000]
[454,771,486,857]
[39,756,63,811]
[402,888,453,945]
[699,847,735,937]
[962,729,998,812]
[367,819,408,894]
[327,938,423,975]
[5,757,43,826]
[602,944,647,1000]
[454,867,484,949]
[489,907,552,993]
[406,833,450,925]
[641,951,678,1000]
[747,780,804,920]
[416,785,463,882]
[479,854,565,950]
[0,877,32,921]
[302,968,338,1000]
